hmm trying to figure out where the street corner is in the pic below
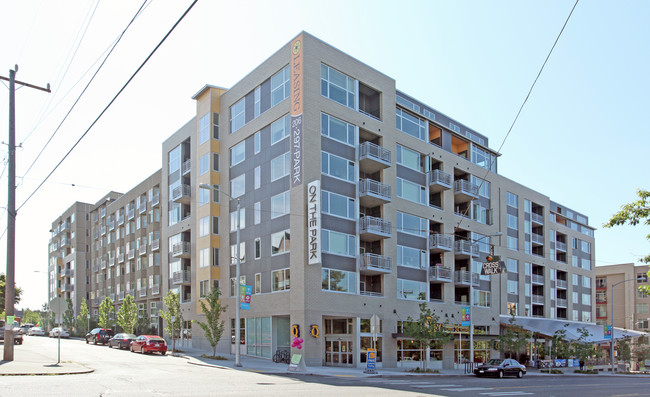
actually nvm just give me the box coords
[0,360,94,376]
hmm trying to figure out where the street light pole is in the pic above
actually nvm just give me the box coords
[611,278,635,373]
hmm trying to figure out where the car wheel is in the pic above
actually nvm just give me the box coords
[86,338,89,344]
[498,370,504,379]
[93,337,97,345]
[517,370,523,378]
[130,345,134,352]
[140,347,145,354]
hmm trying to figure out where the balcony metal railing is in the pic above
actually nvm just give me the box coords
[109,258,115,267]
[429,234,453,251]
[151,285,160,295]
[182,159,191,175]
[359,290,383,297]
[429,266,453,282]
[427,169,452,190]
[117,215,124,226]
[172,242,191,257]
[93,264,99,272]
[556,298,567,307]
[453,179,479,198]
[172,270,191,284]
[109,293,115,301]
[128,249,135,260]
[62,269,74,277]
[139,288,147,297]
[454,239,479,257]
[151,239,160,251]
[60,221,71,231]
[532,294,544,304]
[100,260,107,270]
[118,253,125,263]
[359,141,391,166]
[454,270,479,286]
[358,179,391,202]
[556,279,568,289]
[358,253,392,273]
[127,208,135,220]
[138,202,147,214]
[127,289,135,298]
[151,194,160,207]
[532,274,544,284]
[139,245,147,256]
[101,225,107,236]
[171,184,191,203]
[359,216,392,237]
[532,233,544,245]
[531,212,544,225]
[556,241,567,251]
[118,291,125,301]
[62,283,74,292]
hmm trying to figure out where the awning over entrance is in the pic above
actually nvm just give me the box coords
[499,315,648,343]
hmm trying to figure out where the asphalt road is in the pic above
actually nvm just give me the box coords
[3,336,650,396]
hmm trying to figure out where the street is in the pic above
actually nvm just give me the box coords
[2,336,650,396]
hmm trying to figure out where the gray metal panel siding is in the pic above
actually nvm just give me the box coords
[322,214,356,235]
[396,266,427,282]
[321,136,355,161]
[396,164,426,186]
[396,232,427,250]
[321,253,356,273]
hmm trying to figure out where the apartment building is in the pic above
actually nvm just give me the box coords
[48,202,94,318]
[88,173,162,332]
[596,263,650,331]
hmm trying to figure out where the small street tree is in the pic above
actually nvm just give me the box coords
[22,309,41,325]
[76,298,90,334]
[0,273,22,309]
[196,287,227,358]
[117,294,138,334]
[402,297,453,370]
[570,327,594,364]
[551,324,571,359]
[99,296,115,329]
[618,338,632,363]
[498,315,528,359]
[160,291,182,352]
[63,298,75,331]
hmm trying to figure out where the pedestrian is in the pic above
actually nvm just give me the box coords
[579,359,585,371]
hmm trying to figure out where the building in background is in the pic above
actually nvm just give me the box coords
[596,263,650,331]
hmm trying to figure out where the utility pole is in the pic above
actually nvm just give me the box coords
[1,65,50,361]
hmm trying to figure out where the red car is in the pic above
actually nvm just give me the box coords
[129,335,167,355]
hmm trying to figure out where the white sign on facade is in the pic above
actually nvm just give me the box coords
[307,180,321,265]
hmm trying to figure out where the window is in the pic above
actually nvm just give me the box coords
[230,98,245,133]
[582,277,591,288]
[212,185,219,203]
[212,112,219,139]
[254,166,261,189]
[506,258,518,273]
[230,141,246,166]
[582,311,591,322]
[255,273,261,294]
[230,242,245,264]
[322,191,355,219]
[199,248,209,268]
[230,210,245,232]
[397,279,426,300]
[271,230,290,255]
[638,273,649,283]
[199,216,210,237]
[271,66,290,107]
[254,131,261,154]
[212,216,219,235]
[321,113,355,146]
[322,152,354,182]
[322,229,355,257]
[397,245,426,269]
[200,280,210,298]
[581,241,591,253]
[507,302,518,316]
[254,238,261,259]
[637,303,649,314]
[396,144,423,172]
[581,258,591,270]
[396,108,426,141]
[271,152,290,181]
[396,178,426,205]
[271,115,290,145]
[322,268,356,293]
[199,113,210,144]
[506,192,518,208]
[199,153,209,175]
[582,293,591,305]
[507,280,518,294]
[271,268,291,292]
[471,175,490,198]
[230,174,245,198]
[321,64,355,109]
[254,202,261,224]
[397,212,427,237]
[507,236,518,251]
[573,274,579,286]
[212,153,219,172]
[199,187,210,206]
[212,248,219,267]
[254,86,261,117]
[507,214,518,230]
[473,290,491,307]
[572,255,578,267]
[271,191,290,218]
[471,145,495,171]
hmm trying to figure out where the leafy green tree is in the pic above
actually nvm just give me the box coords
[618,338,632,362]
[117,294,138,334]
[22,309,41,325]
[635,343,650,362]
[0,273,23,309]
[62,298,75,331]
[402,296,453,370]
[76,298,90,334]
[604,189,650,294]
[99,296,115,329]
[160,291,183,352]
[135,313,150,335]
[570,327,594,363]
[551,324,571,359]
[196,287,227,357]
[498,315,528,359]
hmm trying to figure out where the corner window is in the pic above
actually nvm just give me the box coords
[321,113,355,146]
[271,115,290,145]
[322,268,356,293]
[271,66,290,107]
[271,152,290,181]
[230,99,245,133]
[396,108,426,141]
[322,151,355,182]
[230,141,246,166]
[230,175,245,198]
[321,64,356,109]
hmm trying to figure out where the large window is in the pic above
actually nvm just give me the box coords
[507,214,518,230]
[230,141,246,166]
[271,191,290,218]
[396,144,423,172]
[396,108,426,141]
[322,152,354,182]
[199,216,209,237]
[506,192,518,208]
[230,242,245,264]
[322,190,355,219]
[397,212,427,237]
[271,152,290,181]
[230,98,245,133]
[322,229,355,257]
[507,280,519,294]
[507,236,518,251]
[230,210,245,232]
[271,115,290,145]
[199,113,210,144]
[231,174,245,198]
[397,178,426,205]
[471,145,495,171]
[321,64,355,109]
[397,245,426,269]
[271,66,290,107]
[322,268,356,293]
[271,230,290,255]
[199,153,209,175]
[272,268,290,291]
[397,279,426,300]
[321,113,355,146]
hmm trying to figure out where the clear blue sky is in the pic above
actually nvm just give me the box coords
[1,0,649,310]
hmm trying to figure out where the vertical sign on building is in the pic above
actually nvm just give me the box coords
[604,325,612,339]
[461,307,471,326]
[307,180,321,265]
[290,34,304,188]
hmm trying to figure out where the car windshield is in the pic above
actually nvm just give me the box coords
[124,334,137,339]
[486,359,503,365]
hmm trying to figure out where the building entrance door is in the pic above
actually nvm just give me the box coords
[325,339,353,366]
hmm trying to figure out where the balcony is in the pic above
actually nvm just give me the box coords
[138,202,147,214]
[100,207,106,218]
[101,260,107,270]
[128,289,135,298]
[556,279,568,289]
[62,269,74,277]
[101,225,107,236]
[109,293,116,301]
[429,266,453,283]
[93,264,99,272]
[531,212,544,225]
[359,179,391,207]
[172,184,191,204]
[358,141,391,174]
[139,245,147,256]
[108,221,115,231]
[532,294,544,305]
[358,253,392,275]
[60,237,71,247]
[118,291,125,301]
[454,270,479,286]
[454,179,479,203]
[139,288,147,297]
[151,285,160,295]
[359,216,392,241]
[556,241,567,252]
[60,221,71,231]
[118,253,125,264]
[172,270,191,285]
[182,159,191,175]
[531,233,544,245]
[117,215,124,226]
[532,274,544,285]
[454,239,479,258]
[62,283,74,292]
[172,242,191,258]
[427,169,452,193]
[109,258,115,267]
[128,249,135,260]
[556,298,567,307]
[151,194,160,207]
[92,298,99,306]
[429,234,453,253]
[127,208,135,220]
[151,239,160,251]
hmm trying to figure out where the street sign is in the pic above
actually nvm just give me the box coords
[481,261,505,275]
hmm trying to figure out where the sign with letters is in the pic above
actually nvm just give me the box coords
[307,180,321,264]
[604,325,612,339]
[290,34,303,187]
[240,285,252,310]
[481,261,506,275]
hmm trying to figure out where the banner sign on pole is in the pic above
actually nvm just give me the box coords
[240,285,252,310]
[461,307,471,326]
[604,325,612,339]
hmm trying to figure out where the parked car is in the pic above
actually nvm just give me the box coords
[49,327,70,338]
[474,358,526,378]
[108,333,137,349]
[86,328,114,345]
[20,323,34,334]
[28,326,46,336]
[0,326,23,344]
[130,335,167,355]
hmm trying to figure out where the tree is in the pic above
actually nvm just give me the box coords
[551,324,571,359]
[22,309,41,325]
[160,291,182,352]
[195,287,227,357]
[62,298,75,331]
[117,294,138,334]
[76,298,90,334]
[0,273,23,309]
[402,296,453,370]
[618,338,632,363]
[498,315,528,359]
[570,327,594,363]
[99,296,115,329]
[604,189,650,294]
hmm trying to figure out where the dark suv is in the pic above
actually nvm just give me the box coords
[86,328,114,345]
[0,326,23,345]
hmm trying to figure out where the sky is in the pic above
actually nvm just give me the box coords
[1,0,649,311]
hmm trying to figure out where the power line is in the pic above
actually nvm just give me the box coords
[17,0,199,213]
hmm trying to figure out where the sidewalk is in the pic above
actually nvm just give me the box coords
[0,341,93,376]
